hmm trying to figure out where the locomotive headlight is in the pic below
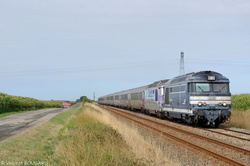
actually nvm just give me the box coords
[198,102,203,107]
[203,102,207,106]
[223,102,227,107]
[218,102,222,106]
[208,75,216,81]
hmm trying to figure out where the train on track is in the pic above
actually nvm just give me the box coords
[98,71,231,127]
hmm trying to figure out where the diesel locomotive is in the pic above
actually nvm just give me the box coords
[98,71,231,127]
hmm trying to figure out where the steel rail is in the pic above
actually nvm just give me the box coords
[100,105,245,166]
[219,128,250,136]
[202,128,250,141]
[170,123,250,141]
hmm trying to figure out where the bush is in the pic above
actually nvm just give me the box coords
[79,96,92,103]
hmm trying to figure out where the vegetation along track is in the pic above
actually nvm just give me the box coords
[98,105,250,166]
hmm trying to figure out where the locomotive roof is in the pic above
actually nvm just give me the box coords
[169,71,229,85]
[148,79,169,88]
[189,71,229,81]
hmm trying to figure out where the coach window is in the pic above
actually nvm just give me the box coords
[139,92,142,100]
[124,94,128,100]
[155,89,158,101]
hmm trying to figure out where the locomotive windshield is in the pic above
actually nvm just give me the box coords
[189,83,229,93]
[195,83,210,92]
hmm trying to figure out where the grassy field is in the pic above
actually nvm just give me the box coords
[222,110,250,129]
[0,92,75,114]
[0,103,163,166]
[231,94,250,111]
[220,94,250,129]
[0,107,76,165]
[55,105,146,166]
[82,103,180,166]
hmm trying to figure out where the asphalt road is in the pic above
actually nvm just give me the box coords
[0,103,81,142]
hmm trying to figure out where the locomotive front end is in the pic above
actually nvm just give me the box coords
[188,71,231,127]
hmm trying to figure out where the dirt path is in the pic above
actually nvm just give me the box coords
[0,108,66,142]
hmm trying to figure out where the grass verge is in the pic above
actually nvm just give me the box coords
[0,107,76,165]
[83,103,180,166]
[55,105,143,166]
[0,103,150,165]
[221,110,250,129]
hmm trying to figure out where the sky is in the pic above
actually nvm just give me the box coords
[0,0,250,101]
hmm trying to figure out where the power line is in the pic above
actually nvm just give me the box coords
[0,60,179,77]
[0,58,249,77]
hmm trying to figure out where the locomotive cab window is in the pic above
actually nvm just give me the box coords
[213,83,228,92]
[195,83,210,92]
[189,83,229,93]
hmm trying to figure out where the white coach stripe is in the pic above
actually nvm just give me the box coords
[162,108,192,113]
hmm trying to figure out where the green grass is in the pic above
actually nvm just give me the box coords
[0,107,77,164]
[232,94,250,111]
[55,105,144,166]
[0,92,75,114]
[220,94,250,129]
[0,103,145,165]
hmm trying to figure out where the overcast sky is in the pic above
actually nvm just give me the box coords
[0,0,249,101]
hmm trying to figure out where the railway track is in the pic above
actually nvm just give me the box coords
[203,128,250,142]
[171,123,250,142]
[99,105,250,166]
[167,121,250,142]
[219,127,250,136]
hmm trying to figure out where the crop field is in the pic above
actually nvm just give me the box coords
[0,92,74,114]
[231,94,250,111]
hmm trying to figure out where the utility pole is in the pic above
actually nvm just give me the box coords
[93,91,95,101]
[180,52,185,75]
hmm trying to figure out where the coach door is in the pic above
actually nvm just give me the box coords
[165,88,170,105]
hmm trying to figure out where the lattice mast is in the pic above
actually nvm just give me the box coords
[180,52,185,75]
